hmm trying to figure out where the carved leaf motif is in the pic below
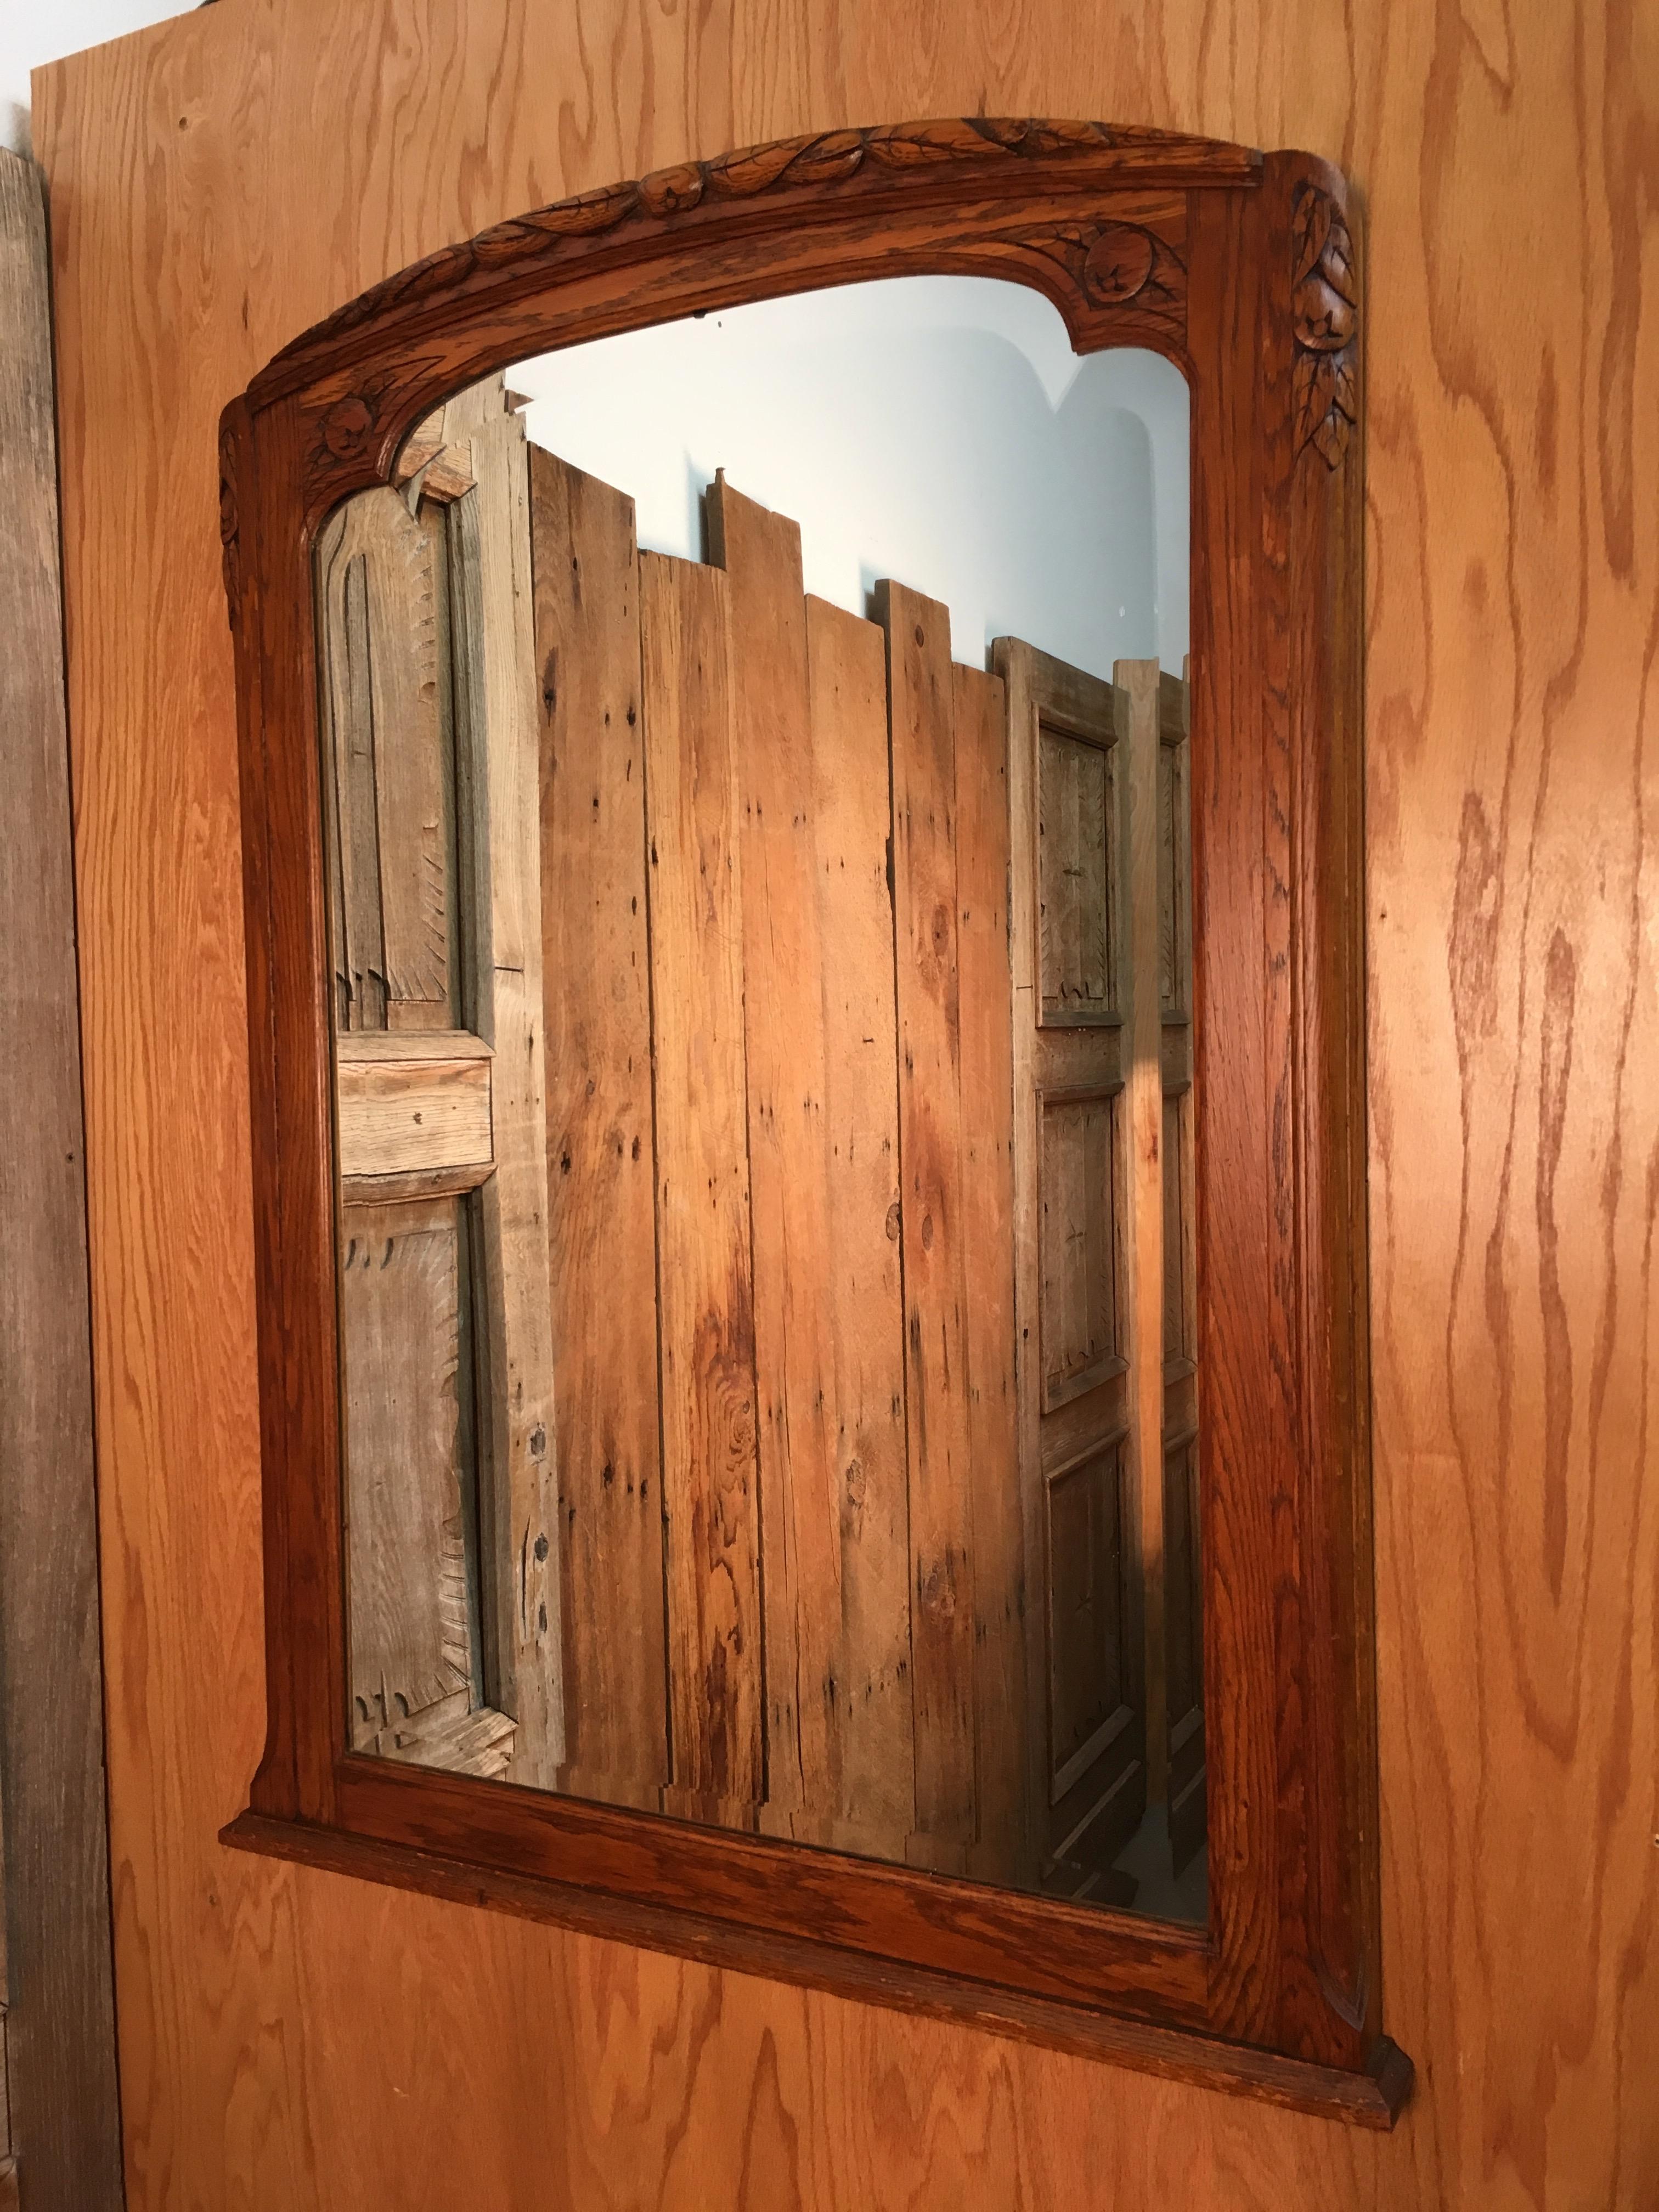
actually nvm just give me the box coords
[1294,348,1357,468]
[1292,185,1333,289]
[266,115,1241,385]
[1297,273,1358,352]
[1291,180,1359,471]
[218,424,240,629]
[713,131,865,196]
[1319,219,1356,311]
[639,165,705,217]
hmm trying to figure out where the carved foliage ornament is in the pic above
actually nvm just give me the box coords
[270,116,1233,385]
[1018,217,1186,332]
[1292,183,1358,469]
[218,422,240,628]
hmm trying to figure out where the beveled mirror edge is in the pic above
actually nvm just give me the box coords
[218,115,1401,2117]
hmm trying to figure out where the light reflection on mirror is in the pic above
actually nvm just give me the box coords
[320,275,1204,1925]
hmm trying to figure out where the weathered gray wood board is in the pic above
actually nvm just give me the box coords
[0,146,126,2211]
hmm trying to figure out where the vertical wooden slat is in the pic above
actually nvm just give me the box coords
[1000,640,1053,1882]
[0,146,123,2212]
[879,579,977,1864]
[709,477,812,1829]
[640,549,765,1818]
[713,479,913,1853]
[451,392,564,1782]
[952,662,1028,1886]
[1119,657,1168,1810]
[805,596,917,1854]
[531,448,669,1807]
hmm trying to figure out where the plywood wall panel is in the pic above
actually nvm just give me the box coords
[32,1,1657,2206]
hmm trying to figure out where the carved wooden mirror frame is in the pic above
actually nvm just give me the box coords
[219,116,1406,2125]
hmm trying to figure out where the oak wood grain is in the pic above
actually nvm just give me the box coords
[33,1,1658,2205]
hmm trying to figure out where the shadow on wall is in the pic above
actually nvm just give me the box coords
[512,274,1190,684]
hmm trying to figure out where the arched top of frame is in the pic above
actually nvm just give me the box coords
[254,116,1262,403]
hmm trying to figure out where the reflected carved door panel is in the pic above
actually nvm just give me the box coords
[320,377,563,1786]
[998,644,1199,1906]
[998,641,1144,1904]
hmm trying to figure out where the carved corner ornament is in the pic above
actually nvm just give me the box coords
[1292,183,1358,469]
[1018,217,1187,339]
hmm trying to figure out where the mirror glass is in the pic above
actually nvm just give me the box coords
[320,275,1204,1923]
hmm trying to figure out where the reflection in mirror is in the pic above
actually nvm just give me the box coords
[320,277,1203,1923]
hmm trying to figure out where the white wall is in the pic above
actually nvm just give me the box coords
[2,0,194,155]
[512,277,1188,684]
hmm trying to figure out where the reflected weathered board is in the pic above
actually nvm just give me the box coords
[880,579,980,1867]
[453,394,565,1783]
[531,448,670,1809]
[715,480,919,1853]
[534,464,1041,1878]
[952,662,1027,1888]
[639,548,766,1822]
[341,1195,478,1749]
[803,595,918,1856]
